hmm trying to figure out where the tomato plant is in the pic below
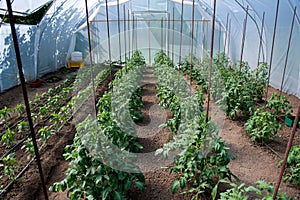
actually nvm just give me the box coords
[218,180,293,200]
[245,108,281,142]
[266,93,292,117]
[282,145,300,186]
[154,52,234,199]
[51,52,146,199]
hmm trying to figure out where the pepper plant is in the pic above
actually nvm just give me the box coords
[282,145,300,186]
[245,107,281,142]
[154,52,234,199]
[266,93,292,117]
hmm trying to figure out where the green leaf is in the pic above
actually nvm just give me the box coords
[171,180,180,194]
[212,183,218,200]
[102,187,111,200]
[134,181,145,190]
[113,191,124,200]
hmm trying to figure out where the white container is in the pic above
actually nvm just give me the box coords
[71,51,83,62]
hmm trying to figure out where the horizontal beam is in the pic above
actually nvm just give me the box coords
[90,19,210,22]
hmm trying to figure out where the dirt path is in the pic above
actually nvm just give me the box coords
[129,67,192,200]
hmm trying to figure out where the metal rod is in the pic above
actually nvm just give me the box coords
[201,21,205,58]
[90,19,210,22]
[172,7,175,63]
[179,0,184,64]
[161,17,163,51]
[257,12,265,66]
[117,0,122,62]
[148,19,151,64]
[167,13,170,57]
[128,9,131,59]
[206,21,209,53]
[105,0,112,77]
[218,24,221,53]
[123,5,127,62]
[135,16,138,50]
[5,0,48,199]
[132,15,135,53]
[223,14,229,54]
[266,0,280,101]
[206,0,217,123]
[240,5,248,70]
[195,21,199,55]
[273,103,300,198]
[227,19,231,58]
[280,7,296,95]
[85,0,97,119]
[190,0,195,84]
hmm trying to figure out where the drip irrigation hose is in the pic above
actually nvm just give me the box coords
[0,67,113,197]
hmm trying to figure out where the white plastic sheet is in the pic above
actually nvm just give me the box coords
[0,0,52,16]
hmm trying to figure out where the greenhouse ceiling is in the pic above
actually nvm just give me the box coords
[0,0,299,98]
[0,0,53,16]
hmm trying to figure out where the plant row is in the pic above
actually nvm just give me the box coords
[153,51,234,199]
[0,64,111,195]
[50,51,147,199]
[154,51,294,199]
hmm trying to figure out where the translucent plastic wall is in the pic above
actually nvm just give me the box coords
[0,24,37,91]
[72,0,224,65]
[0,0,52,15]
[202,0,300,98]
[36,0,99,77]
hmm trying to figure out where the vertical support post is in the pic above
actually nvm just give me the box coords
[279,7,296,95]
[132,15,135,53]
[105,0,112,77]
[172,7,175,63]
[117,0,122,63]
[195,21,199,55]
[218,24,221,53]
[161,18,164,51]
[5,1,48,199]
[223,14,229,54]
[273,103,300,198]
[135,16,138,50]
[227,19,231,58]
[123,5,127,62]
[179,0,184,65]
[189,0,195,84]
[240,5,248,70]
[148,19,151,64]
[257,12,265,66]
[266,0,280,101]
[128,9,131,59]
[85,0,97,118]
[206,21,208,53]
[201,21,205,58]
[167,13,170,57]
[206,0,217,123]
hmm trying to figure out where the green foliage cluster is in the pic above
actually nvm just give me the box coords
[153,51,234,199]
[0,65,110,193]
[218,180,293,200]
[177,53,268,120]
[214,58,268,119]
[245,93,292,142]
[283,146,300,186]
[50,52,146,199]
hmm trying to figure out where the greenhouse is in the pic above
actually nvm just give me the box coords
[0,0,299,199]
